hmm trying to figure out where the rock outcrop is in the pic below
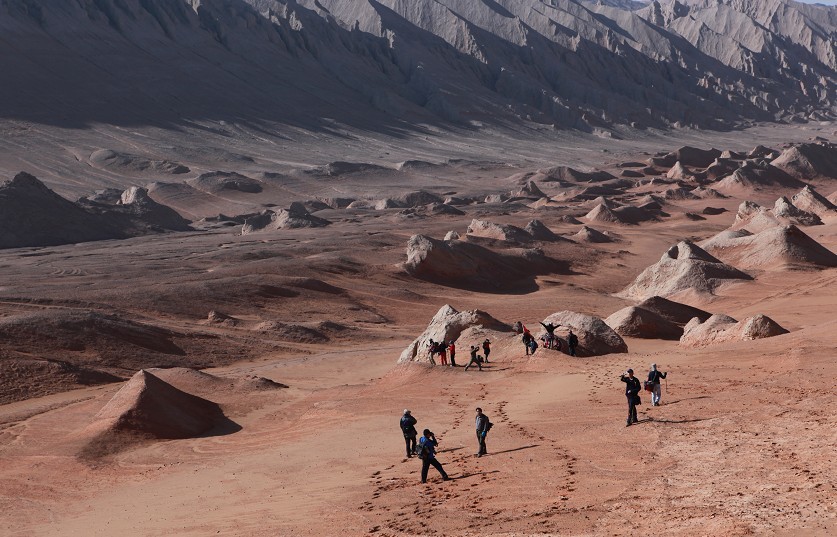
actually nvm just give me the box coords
[771,144,837,180]
[241,204,330,234]
[605,306,683,340]
[403,235,564,291]
[680,314,789,347]
[466,219,531,243]
[791,185,836,217]
[398,305,510,364]
[619,240,751,299]
[0,172,122,248]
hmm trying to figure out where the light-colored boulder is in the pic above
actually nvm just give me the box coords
[772,197,822,226]
[241,205,330,234]
[681,314,788,347]
[466,219,531,242]
[791,185,836,217]
[397,305,510,364]
[537,311,628,357]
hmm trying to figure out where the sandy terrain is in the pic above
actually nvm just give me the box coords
[2,121,836,536]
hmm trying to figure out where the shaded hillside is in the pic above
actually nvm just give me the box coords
[0,0,833,133]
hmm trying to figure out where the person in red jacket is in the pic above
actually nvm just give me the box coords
[448,341,456,367]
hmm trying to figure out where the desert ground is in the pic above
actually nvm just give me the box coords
[1,118,836,537]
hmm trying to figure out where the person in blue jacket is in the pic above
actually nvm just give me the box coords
[418,429,450,483]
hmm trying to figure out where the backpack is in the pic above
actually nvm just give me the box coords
[486,421,494,432]
[416,438,431,459]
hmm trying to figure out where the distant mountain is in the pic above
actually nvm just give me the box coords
[0,0,833,133]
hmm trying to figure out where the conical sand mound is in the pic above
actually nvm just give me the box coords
[524,220,565,242]
[791,185,836,217]
[702,225,837,270]
[584,204,622,223]
[618,241,751,300]
[573,226,613,243]
[81,370,227,457]
[604,306,682,340]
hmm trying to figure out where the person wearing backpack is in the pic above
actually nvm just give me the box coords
[475,407,491,457]
[567,330,579,357]
[647,363,667,406]
[400,409,418,457]
[528,337,538,355]
[448,341,457,367]
[482,339,491,363]
[417,429,450,483]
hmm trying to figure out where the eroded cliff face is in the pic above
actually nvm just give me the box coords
[0,0,834,132]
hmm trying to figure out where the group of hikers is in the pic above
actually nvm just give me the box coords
[399,407,492,483]
[400,351,670,482]
[427,321,580,372]
[427,338,491,371]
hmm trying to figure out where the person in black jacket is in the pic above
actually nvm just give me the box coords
[475,407,490,456]
[400,409,418,457]
[647,363,667,406]
[464,345,483,371]
[567,330,578,357]
[620,369,641,426]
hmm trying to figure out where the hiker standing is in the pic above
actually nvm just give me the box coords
[475,407,490,457]
[418,429,450,483]
[620,369,641,426]
[437,341,448,366]
[482,339,491,363]
[464,345,483,371]
[647,363,667,406]
[567,329,579,357]
[448,341,457,367]
[522,331,534,356]
[400,409,418,457]
[427,339,437,364]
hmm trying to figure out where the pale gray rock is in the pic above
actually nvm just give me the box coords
[537,311,628,357]
[397,304,511,364]
[681,313,788,347]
